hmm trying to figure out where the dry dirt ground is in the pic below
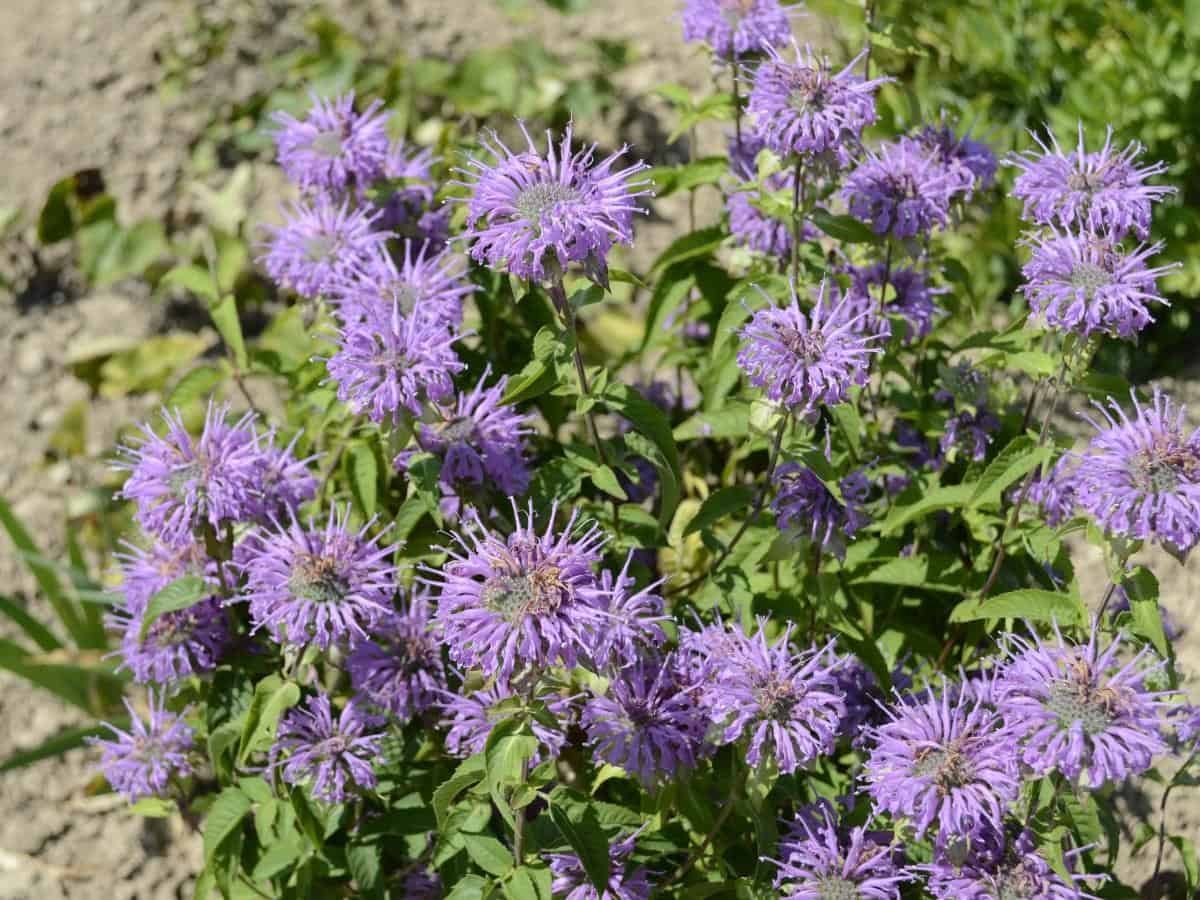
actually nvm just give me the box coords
[0,1,1196,898]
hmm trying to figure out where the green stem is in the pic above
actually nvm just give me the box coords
[790,159,805,284]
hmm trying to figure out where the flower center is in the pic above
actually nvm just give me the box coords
[1066,169,1100,194]
[303,233,339,263]
[438,416,477,444]
[168,461,204,500]
[1130,441,1200,494]
[1068,261,1111,299]
[755,678,803,720]
[817,877,862,900]
[310,129,345,158]
[288,553,351,604]
[993,865,1038,900]
[912,745,973,792]
[787,69,828,115]
[515,181,583,223]
[778,325,826,363]
[482,566,569,621]
[146,609,200,649]
[1045,673,1121,736]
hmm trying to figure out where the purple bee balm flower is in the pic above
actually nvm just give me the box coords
[89,693,194,802]
[111,583,229,686]
[582,655,707,785]
[737,281,882,415]
[727,177,814,256]
[376,140,450,250]
[1074,388,1200,555]
[271,693,385,803]
[1020,230,1176,340]
[863,684,1020,839]
[833,657,912,747]
[347,589,445,720]
[748,44,889,162]
[324,300,464,425]
[844,262,946,343]
[940,408,1000,465]
[589,553,670,669]
[1010,124,1175,240]
[271,92,389,195]
[247,428,319,523]
[398,868,442,899]
[910,124,997,197]
[259,195,389,299]
[332,241,471,330]
[772,462,870,558]
[680,0,792,60]
[925,824,1102,900]
[117,403,262,543]
[843,139,959,239]
[240,506,399,650]
[994,622,1174,786]
[114,536,219,611]
[422,501,608,679]
[702,622,845,774]
[458,123,651,284]
[771,805,907,900]
[547,830,652,900]
[1014,456,1077,527]
[404,366,534,498]
[440,681,569,759]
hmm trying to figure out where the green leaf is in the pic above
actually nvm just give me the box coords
[879,484,973,534]
[160,264,220,303]
[346,843,383,895]
[464,833,514,876]
[503,358,556,405]
[139,576,210,640]
[640,269,694,351]
[0,594,61,651]
[210,294,248,371]
[967,437,1051,509]
[590,465,628,500]
[350,444,379,518]
[1124,567,1169,657]
[604,383,682,526]
[949,589,1085,626]
[649,225,724,275]
[646,157,727,198]
[684,485,755,537]
[674,402,751,441]
[0,721,114,772]
[549,802,610,892]
[130,797,177,818]
[38,177,76,244]
[504,866,553,900]
[168,365,226,408]
[237,680,301,767]
[1169,835,1199,894]
[251,831,304,881]
[446,874,490,900]
[203,787,252,863]
[81,219,168,287]
[0,495,88,645]
[809,209,878,243]
[434,755,487,830]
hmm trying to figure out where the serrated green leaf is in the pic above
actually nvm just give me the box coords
[549,802,610,892]
[139,576,209,640]
[590,464,628,500]
[464,833,513,876]
[168,365,225,408]
[810,209,878,243]
[674,402,751,441]
[949,589,1085,625]
[346,843,383,894]
[251,831,304,881]
[203,787,252,863]
[434,755,487,831]
[237,681,301,767]
[649,226,724,275]
[967,437,1051,509]
[684,485,755,537]
[604,383,682,527]
[880,484,973,534]
[447,874,490,900]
